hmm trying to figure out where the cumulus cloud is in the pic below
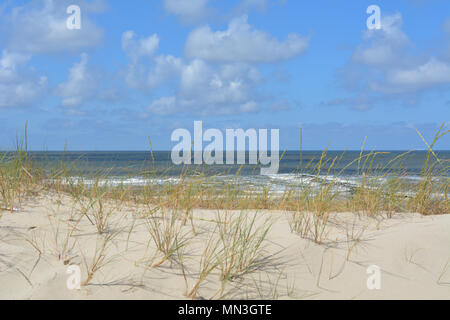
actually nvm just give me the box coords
[335,13,450,109]
[185,15,309,63]
[0,0,106,109]
[55,53,121,110]
[351,14,410,70]
[1,0,104,55]
[56,53,98,107]
[381,58,450,92]
[147,55,184,87]
[147,59,263,115]
[0,50,48,108]
[125,16,308,116]
[126,14,306,116]
[121,31,183,90]
[122,31,160,61]
[180,60,256,107]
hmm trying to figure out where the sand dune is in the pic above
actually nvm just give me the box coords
[0,193,449,300]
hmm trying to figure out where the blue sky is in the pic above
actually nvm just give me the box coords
[0,0,449,150]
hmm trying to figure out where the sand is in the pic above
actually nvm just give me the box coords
[0,192,449,300]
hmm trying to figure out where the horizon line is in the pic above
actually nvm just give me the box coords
[9,149,450,152]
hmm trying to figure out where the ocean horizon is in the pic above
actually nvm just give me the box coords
[16,150,448,195]
[23,150,450,174]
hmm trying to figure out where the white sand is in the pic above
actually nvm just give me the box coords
[0,192,449,300]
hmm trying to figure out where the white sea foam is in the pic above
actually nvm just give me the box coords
[44,173,447,198]
[45,176,182,187]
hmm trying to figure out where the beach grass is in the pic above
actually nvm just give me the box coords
[0,124,448,226]
[0,124,448,299]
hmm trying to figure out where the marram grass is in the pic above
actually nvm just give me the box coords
[0,124,448,299]
[0,124,448,217]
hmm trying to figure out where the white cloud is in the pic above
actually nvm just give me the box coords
[382,58,450,92]
[0,1,106,109]
[0,51,31,71]
[2,0,104,55]
[185,15,309,63]
[125,16,308,116]
[121,31,182,90]
[56,53,97,107]
[352,13,409,68]
[179,60,261,112]
[122,31,160,61]
[0,50,48,109]
[148,55,183,87]
[123,63,147,90]
[336,13,450,108]
[147,59,263,115]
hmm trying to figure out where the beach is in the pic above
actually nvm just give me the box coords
[1,191,449,300]
[2,0,450,305]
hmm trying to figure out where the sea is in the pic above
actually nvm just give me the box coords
[26,150,450,195]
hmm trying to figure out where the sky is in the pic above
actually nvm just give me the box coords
[0,0,449,151]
